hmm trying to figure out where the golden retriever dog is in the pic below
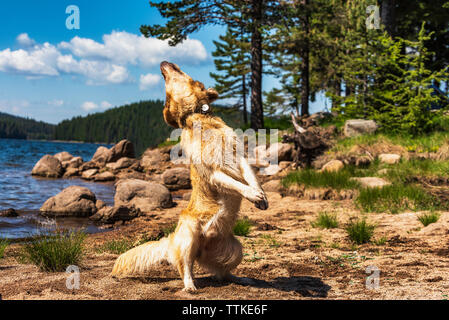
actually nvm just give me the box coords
[111,61,268,292]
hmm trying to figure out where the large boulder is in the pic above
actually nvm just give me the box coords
[108,140,135,163]
[114,179,174,212]
[81,169,98,180]
[31,155,64,178]
[141,149,171,169]
[54,151,74,162]
[91,146,111,165]
[65,156,83,169]
[344,119,378,137]
[40,186,97,217]
[162,167,191,190]
[266,143,293,162]
[90,205,141,224]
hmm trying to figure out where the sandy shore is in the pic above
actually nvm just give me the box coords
[1,192,449,300]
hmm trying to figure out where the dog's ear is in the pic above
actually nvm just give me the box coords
[163,107,180,128]
[206,88,219,103]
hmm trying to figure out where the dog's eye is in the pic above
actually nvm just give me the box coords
[201,104,210,112]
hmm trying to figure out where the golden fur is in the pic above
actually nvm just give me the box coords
[111,61,268,291]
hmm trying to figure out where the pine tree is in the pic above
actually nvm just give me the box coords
[210,24,251,125]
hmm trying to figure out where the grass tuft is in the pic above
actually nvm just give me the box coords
[96,239,133,255]
[0,238,9,259]
[346,219,375,244]
[418,212,440,226]
[356,184,439,214]
[20,230,86,272]
[233,217,252,237]
[312,212,339,229]
[282,169,360,190]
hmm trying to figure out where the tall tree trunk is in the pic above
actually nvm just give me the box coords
[250,0,264,129]
[381,0,397,37]
[300,0,310,116]
[242,74,248,125]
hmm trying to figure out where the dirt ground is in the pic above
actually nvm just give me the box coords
[1,191,449,300]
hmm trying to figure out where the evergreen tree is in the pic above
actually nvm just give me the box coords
[141,0,289,129]
[210,24,251,125]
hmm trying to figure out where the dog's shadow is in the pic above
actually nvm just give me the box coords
[129,275,331,298]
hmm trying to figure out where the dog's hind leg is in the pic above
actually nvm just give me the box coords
[170,216,201,292]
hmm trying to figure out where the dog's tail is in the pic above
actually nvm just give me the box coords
[111,237,171,277]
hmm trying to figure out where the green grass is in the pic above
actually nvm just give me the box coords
[356,184,440,214]
[233,218,252,237]
[260,234,282,248]
[312,212,339,229]
[162,223,177,237]
[157,137,180,148]
[373,237,387,246]
[418,212,441,226]
[96,239,133,255]
[346,219,375,244]
[20,230,86,272]
[282,169,360,190]
[0,238,9,259]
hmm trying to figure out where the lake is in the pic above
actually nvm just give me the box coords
[0,139,115,240]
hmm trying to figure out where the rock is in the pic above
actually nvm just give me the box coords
[96,200,106,210]
[106,157,138,170]
[114,179,174,212]
[141,149,171,169]
[94,171,115,182]
[379,153,401,164]
[0,208,19,217]
[279,161,292,170]
[320,160,344,173]
[82,169,98,180]
[260,164,281,176]
[355,156,372,167]
[63,167,80,178]
[31,155,64,178]
[66,156,83,169]
[267,143,293,162]
[351,177,391,188]
[54,151,73,162]
[91,146,111,165]
[344,119,378,137]
[40,186,97,217]
[262,180,283,193]
[108,140,135,163]
[182,191,192,201]
[80,161,99,172]
[90,205,141,224]
[253,145,267,162]
[162,167,191,190]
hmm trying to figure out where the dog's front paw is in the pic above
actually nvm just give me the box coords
[182,284,197,293]
[245,188,268,210]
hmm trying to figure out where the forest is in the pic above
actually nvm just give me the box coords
[142,0,449,134]
[0,112,54,140]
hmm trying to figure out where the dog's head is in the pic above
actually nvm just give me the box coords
[160,61,219,128]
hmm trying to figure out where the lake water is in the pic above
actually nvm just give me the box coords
[0,139,115,240]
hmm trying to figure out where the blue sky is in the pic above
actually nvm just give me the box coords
[0,0,328,124]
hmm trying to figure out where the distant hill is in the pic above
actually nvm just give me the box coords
[54,100,244,156]
[0,112,54,140]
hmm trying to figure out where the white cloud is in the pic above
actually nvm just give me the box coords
[0,31,207,87]
[81,101,98,111]
[81,100,113,112]
[139,73,160,91]
[0,38,131,85]
[16,33,35,47]
[59,31,208,66]
[100,101,112,109]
